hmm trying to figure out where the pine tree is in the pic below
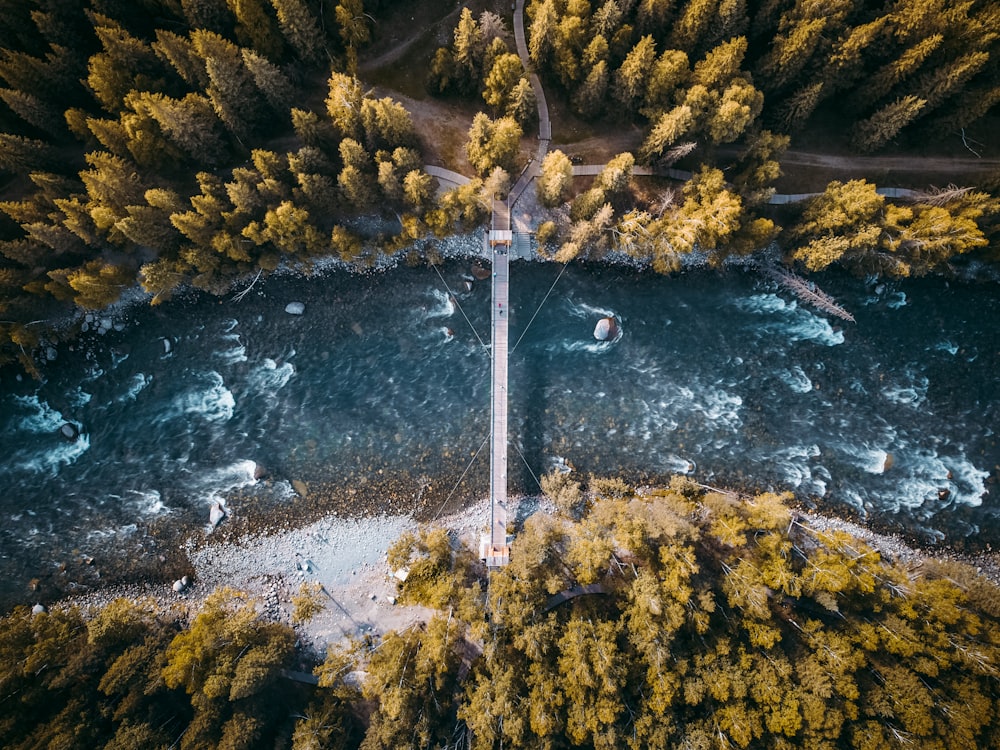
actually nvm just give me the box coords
[690,35,746,91]
[191,31,269,133]
[642,49,690,118]
[360,96,414,152]
[483,53,524,112]
[87,22,170,113]
[325,72,364,140]
[598,152,635,195]
[402,169,434,210]
[708,79,763,143]
[528,0,558,69]
[639,105,694,163]
[453,7,485,92]
[910,50,989,113]
[126,92,228,165]
[0,133,59,173]
[574,60,609,118]
[755,17,827,94]
[335,0,371,50]
[848,34,942,112]
[0,88,65,138]
[670,0,721,53]
[181,0,234,35]
[235,52,289,115]
[228,0,285,59]
[152,29,210,90]
[851,95,926,152]
[536,150,574,208]
[270,0,326,63]
[507,77,536,125]
[613,34,657,112]
[465,113,522,176]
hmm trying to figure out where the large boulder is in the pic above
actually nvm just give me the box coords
[285,301,306,315]
[593,317,619,341]
[59,423,79,440]
[209,502,226,528]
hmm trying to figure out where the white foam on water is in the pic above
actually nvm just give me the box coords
[249,358,296,392]
[736,292,790,315]
[773,313,844,346]
[852,448,989,513]
[841,442,892,474]
[562,339,618,354]
[779,366,813,393]
[68,387,93,407]
[567,300,618,320]
[17,433,90,475]
[887,291,908,309]
[739,294,844,346]
[222,318,239,333]
[769,444,829,496]
[440,327,455,343]
[425,288,456,318]
[127,489,168,515]
[933,340,959,355]
[191,459,259,507]
[689,384,744,429]
[661,454,696,474]
[13,394,65,433]
[215,332,248,364]
[117,373,152,403]
[159,371,235,423]
[881,371,928,407]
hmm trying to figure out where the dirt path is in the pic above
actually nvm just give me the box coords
[779,149,1000,173]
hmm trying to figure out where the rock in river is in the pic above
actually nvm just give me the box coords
[285,301,306,315]
[59,423,79,440]
[593,316,619,341]
[209,502,226,528]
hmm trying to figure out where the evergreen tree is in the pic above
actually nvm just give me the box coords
[755,17,827,94]
[574,60,609,118]
[535,149,573,208]
[228,0,285,60]
[851,95,926,152]
[0,88,64,138]
[639,105,694,163]
[325,71,364,140]
[465,112,522,176]
[483,52,524,113]
[614,34,657,112]
[269,0,325,63]
[87,22,171,113]
[528,0,558,69]
[126,91,228,165]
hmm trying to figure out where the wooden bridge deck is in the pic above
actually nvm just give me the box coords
[482,202,512,567]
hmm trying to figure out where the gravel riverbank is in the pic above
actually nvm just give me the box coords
[51,492,1000,655]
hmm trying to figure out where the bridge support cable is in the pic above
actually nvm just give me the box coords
[510,261,570,355]
[511,441,544,494]
[431,432,490,521]
[429,261,490,354]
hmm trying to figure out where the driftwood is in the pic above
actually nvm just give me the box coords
[763,265,856,323]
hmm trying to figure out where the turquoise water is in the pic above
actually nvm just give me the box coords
[1,260,997,607]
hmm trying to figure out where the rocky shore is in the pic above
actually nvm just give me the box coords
[48,488,1000,656]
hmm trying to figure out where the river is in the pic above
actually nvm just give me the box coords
[1,255,998,609]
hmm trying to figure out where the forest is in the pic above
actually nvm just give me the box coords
[2,478,999,748]
[0,0,999,372]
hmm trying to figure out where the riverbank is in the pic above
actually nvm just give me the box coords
[51,485,1000,658]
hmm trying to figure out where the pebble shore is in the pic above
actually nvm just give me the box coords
[52,494,1000,653]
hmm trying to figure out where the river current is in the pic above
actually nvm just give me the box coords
[1,255,998,608]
